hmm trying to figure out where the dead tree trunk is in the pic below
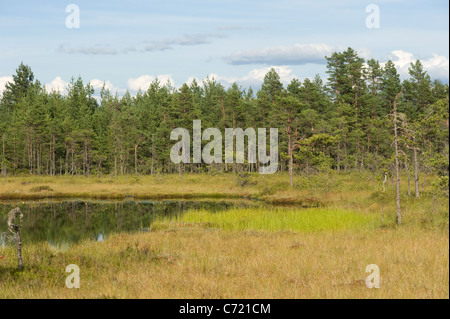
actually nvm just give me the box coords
[151,135,155,176]
[288,126,293,187]
[65,141,69,175]
[407,162,411,197]
[114,144,118,177]
[6,207,24,270]
[381,173,387,225]
[413,135,420,198]
[135,143,139,175]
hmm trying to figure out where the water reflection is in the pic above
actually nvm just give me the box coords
[0,200,245,245]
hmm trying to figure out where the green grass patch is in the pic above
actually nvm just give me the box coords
[157,207,380,232]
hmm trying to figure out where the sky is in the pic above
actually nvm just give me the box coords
[0,0,448,96]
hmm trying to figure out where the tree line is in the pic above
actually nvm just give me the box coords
[0,47,448,196]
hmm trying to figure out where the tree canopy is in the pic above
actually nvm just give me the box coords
[0,51,448,196]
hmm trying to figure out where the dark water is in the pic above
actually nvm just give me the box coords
[0,200,251,247]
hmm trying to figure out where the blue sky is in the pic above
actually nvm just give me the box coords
[0,0,448,96]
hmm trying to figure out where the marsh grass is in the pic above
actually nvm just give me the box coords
[157,208,380,232]
[0,172,448,298]
[0,226,447,298]
[0,174,256,201]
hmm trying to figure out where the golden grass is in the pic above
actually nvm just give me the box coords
[0,172,448,298]
[0,175,259,205]
[0,226,448,298]
[0,172,436,207]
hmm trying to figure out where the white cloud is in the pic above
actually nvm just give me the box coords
[225,43,339,65]
[357,48,372,60]
[127,74,175,91]
[240,65,296,84]
[186,76,202,87]
[0,76,13,96]
[3,75,126,97]
[128,75,154,91]
[419,54,449,81]
[387,50,449,81]
[156,74,175,88]
[45,76,68,93]
[191,66,298,89]
[46,77,126,95]
[90,79,118,92]
[387,50,415,69]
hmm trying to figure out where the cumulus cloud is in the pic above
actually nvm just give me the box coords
[128,75,153,91]
[240,65,297,84]
[356,48,372,60]
[186,76,202,87]
[0,76,13,96]
[45,76,68,93]
[189,66,298,89]
[90,79,117,91]
[156,74,176,87]
[387,50,416,70]
[128,74,175,91]
[387,50,449,81]
[90,79,130,96]
[129,66,297,93]
[225,43,337,65]
[45,77,125,95]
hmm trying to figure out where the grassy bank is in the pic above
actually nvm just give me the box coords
[1,172,447,228]
[0,171,445,208]
[0,172,448,298]
[0,175,253,201]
